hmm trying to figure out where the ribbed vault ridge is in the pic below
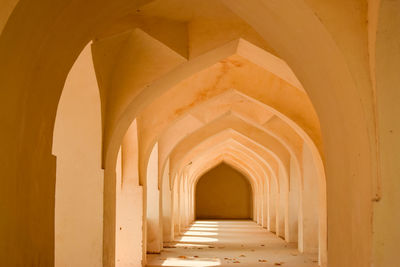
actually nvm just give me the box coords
[4,1,393,267]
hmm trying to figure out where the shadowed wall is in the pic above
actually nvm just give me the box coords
[195,163,252,219]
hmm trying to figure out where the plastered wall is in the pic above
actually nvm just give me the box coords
[53,44,104,267]
[1,1,399,267]
[146,143,162,253]
[373,1,400,265]
[195,163,252,219]
[116,120,143,267]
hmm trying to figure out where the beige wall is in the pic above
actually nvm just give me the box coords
[116,120,143,267]
[53,44,104,267]
[288,156,300,243]
[277,165,287,239]
[195,163,252,219]
[2,1,400,267]
[146,143,162,253]
[162,159,173,242]
[302,143,319,253]
[373,1,400,266]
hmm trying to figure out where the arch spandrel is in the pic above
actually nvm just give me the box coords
[0,0,379,265]
[170,132,278,190]
[154,90,307,191]
[155,90,303,183]
[167,112,290,180]
[172,141,270,193]
[134,48,320,182]
[188,151,261,193]
[187,141,272,188]
[184,144,282,209]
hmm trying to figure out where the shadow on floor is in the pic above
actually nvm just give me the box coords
[146,220,318,267]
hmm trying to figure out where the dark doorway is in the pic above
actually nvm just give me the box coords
[195,163,253,219]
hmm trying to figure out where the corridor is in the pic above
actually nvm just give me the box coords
[3,1,399,267]
[147,220,318,267]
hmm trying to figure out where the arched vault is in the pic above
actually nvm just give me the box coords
[155,90,304,187]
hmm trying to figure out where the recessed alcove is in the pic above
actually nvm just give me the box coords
[195,163,253,220]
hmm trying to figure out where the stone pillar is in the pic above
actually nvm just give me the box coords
[146,143,162,253]
[301,143,319,253]
[268,176,277,233]
[115,120,143,266]
[162,159,173,242]
[288,156,300,243]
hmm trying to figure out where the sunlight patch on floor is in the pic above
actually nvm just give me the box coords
[193,221,219,224]
[187,227,219,231]
[183,231,218,236]
[170,243,210,248]
[147,220,319,267]
[178,236,218,243]
[160,257,221,266]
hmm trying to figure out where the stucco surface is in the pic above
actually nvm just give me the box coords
[196,164,252,219]
[147,220,318,267]
[0,1,398,267]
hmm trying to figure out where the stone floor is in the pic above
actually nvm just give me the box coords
[146,220,319,267]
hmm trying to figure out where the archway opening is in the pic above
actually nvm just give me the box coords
[195,163,253,220]
[52,44,104,267]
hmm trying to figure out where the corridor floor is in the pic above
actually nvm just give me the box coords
[146,220,319,267]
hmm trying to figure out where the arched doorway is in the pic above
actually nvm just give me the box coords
[52,44,104,267]
[1,1,390,267]
[195,163,253,219]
